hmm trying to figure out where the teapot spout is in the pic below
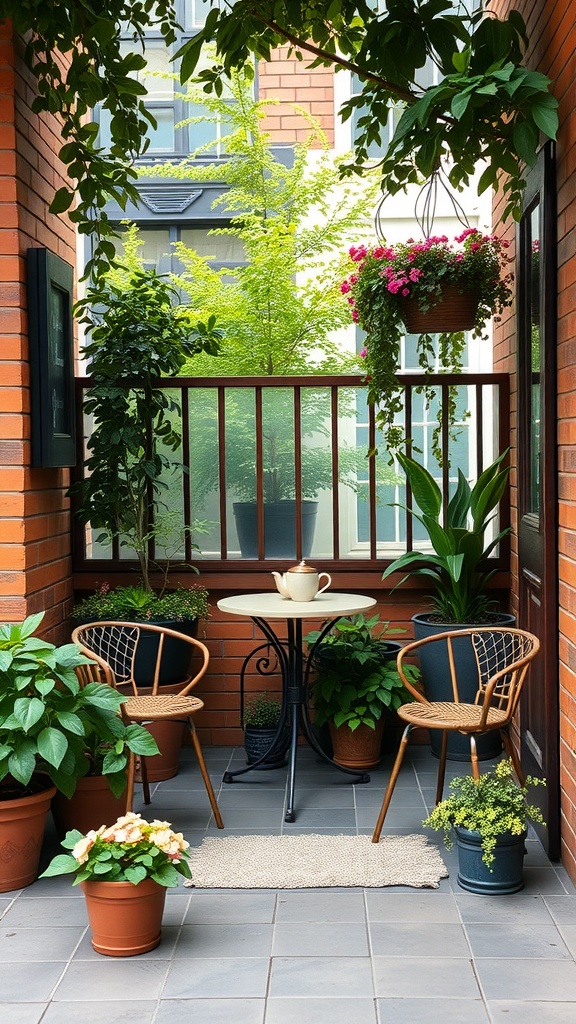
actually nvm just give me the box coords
[271,571,289,597]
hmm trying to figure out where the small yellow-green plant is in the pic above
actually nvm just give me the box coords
[423,759,545,868]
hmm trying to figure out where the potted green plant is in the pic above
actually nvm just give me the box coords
[243,693,287,769]
[306,615,419,769]
[382,449,513,760]
[423,759,545,894]
[0,613,156,892]
[341,230,512,448]
[40,811,192,956]
[70,266,222,594]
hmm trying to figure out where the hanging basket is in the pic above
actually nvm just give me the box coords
[400,283,480,334]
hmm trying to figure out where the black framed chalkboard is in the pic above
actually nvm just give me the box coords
[27,248,76,467]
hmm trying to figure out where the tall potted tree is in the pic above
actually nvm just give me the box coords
[382,451,513,759]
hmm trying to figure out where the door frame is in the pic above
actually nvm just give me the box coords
[517,141,559,857]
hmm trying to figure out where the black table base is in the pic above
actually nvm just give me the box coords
[222,615,370,822]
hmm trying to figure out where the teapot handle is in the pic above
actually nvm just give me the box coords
[317,572,331,595]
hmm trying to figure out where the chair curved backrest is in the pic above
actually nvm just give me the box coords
[71,621,210,697]
[397,626,540,731]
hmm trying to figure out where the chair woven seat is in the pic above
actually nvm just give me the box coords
[372,626,540,844]
[71,620,223,829]
[399,700,508,732]
[125,694,204,721]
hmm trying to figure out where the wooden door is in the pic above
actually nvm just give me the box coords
[517,143,559,857]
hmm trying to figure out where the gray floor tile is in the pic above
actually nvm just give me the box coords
[282,809,357,827]
[455,893,553,923]
[0,925,85,962]
[522,867,576,894]
[272,921,369,956]
[184,892,277,923]
[545,894,576,922]
[0,961,67,1001]
[0,1005,46,1024]
[366,891,459,922]
[377,997,489,1023]
[475,958,576,1000]
[275,891,366,922]
[269,956,374,997]
[0,896,89,926]
[466,923,572,959]
[369,922,470,957]
[373,956,480,998]
[52,960,169,1000]
[174,922,273,957]
[155,999,265,1024]
[41,1001,157,1023]
[215,790,287,808]
[163,957,269,998]
[555,924,576,956]
[265,997,377,1024]
[206,809,284,828]
[488,1001,576,1023]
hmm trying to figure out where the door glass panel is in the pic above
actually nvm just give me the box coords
[529,204,541,517]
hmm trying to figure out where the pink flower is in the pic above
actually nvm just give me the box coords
[359,347,367,358]
[408,268,423,282]
[401,287,410,296]
[352,309,359,321]
[340,281,351,294]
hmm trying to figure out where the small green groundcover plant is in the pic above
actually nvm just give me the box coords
[423,759,545,869]
[71,583,209,624]
[243,693,282,729]
[41,812,192,887]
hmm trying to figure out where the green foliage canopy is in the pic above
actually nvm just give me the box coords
[181,1,558,223]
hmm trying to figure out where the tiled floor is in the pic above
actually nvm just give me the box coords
[1,743,576,1024]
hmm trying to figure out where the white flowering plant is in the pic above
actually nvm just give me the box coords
[40,812,192,886]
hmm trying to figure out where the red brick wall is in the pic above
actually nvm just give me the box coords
[0,23,75,641]
[258,46,334,145]
[491,0,576,880]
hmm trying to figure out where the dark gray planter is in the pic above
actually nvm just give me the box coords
[412,612,516,761]
[70,617,199,687]
[233,500,318,559]
[455,825,526,894]
[244,725,288,769]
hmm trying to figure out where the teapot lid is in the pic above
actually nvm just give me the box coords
[287,559,316,574]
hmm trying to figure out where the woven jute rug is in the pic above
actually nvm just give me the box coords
[183,833,448,889]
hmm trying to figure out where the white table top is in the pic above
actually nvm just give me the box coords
[217,592,376,621]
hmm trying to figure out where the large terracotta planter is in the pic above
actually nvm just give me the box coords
[329,720,385,770]
[118,682,186,782]
[401,284,479,334]
[51,775,127,838]
[0,780,56,892]
[80,877,167,956]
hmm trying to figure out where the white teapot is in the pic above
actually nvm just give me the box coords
[271,560,332,602]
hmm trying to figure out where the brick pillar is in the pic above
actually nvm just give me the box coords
[0,23,76,640]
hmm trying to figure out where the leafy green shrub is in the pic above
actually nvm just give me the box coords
[423,759,545,868]
[71,583,209,625]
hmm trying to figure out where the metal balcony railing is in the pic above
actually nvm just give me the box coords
[72,373,510,588]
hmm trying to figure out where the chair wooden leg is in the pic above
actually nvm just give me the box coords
[189,720,224,829]
[140,755,151,805]
[125,751,136,813]
[436,731,449,805]
[469,734,480,780]
[372,724,412,844]
[501,730,526,785]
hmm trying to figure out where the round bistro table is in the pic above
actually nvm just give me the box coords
[217,591,377,822]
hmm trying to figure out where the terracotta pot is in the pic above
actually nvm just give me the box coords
[328,720,385,770]
[80,877,167,956]
[400,284,479,334]
[52,775,127,838]
[0,779,56,893]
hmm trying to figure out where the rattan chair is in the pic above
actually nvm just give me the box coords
[72,621,224,828]
[371,626,540,843]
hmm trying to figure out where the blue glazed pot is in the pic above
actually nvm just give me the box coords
[455,825,527,895]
